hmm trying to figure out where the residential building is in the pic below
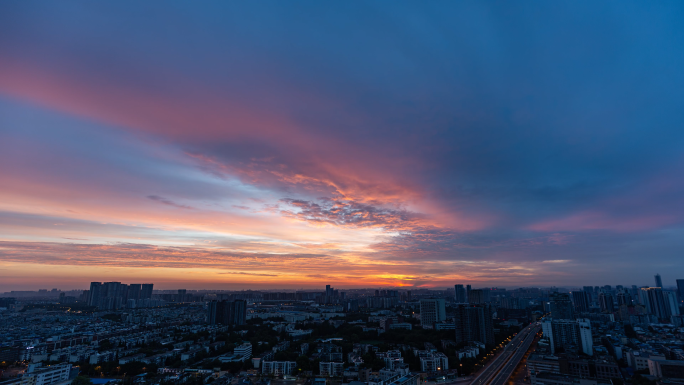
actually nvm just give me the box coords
[598,293,614,313]
[261,361,296,376]
[550,293,574,319]
[527,354,561,376]
[140,283,154,299]
[419,352,449,372]
[469,290,485,304]
[453,304,494,345]
[207,299,247,325]
[649,358,684,379]
[640,287,671,320]
[571,291,590,313]
[455,285,467,303]
[12,363,74,385]
[531,372,611,385]
[542,318,593,356]
[320,361,344,377]
[420,299,446,328]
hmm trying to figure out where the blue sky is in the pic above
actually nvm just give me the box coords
[1,2,684,289]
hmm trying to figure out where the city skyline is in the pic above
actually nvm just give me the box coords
[3,276,683,294]
[3,2,684,290]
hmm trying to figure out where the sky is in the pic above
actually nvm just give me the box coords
[1,2,684,291]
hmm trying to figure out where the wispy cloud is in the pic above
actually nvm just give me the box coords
[217,271,278,277]
[147,195,195,210]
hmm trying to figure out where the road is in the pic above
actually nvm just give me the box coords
[469,323,540,385]
[488,324,539,385]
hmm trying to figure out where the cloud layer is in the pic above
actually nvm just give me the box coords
[2,2,684,290]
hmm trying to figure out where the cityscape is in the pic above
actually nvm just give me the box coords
[2,4,684,385]
[1,276,684,385]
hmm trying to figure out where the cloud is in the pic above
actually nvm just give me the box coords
[2,2,684,288]
[279,198,416,230]
[147,195,195,210]
[217,271,278,277]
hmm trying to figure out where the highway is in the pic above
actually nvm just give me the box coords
[488,324,539,385]
[469,323,540,385]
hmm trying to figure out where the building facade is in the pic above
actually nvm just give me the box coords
[453,304,494,345]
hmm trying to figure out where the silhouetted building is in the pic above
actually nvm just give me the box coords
[455,284,467,303]
[207,299,247,325]
[550,293,574,319]
[88,282,153,310]
[599,293,615,313]
[469,289,485,304]
[0,297,16,308]
[127,284,141,300]
[655,274,663,288]
[616,291,630,307]
[641,287,671,320]
[583,286,595,303]
[140,284,154,300]
[454,304,494,345]
[572,291,590,313]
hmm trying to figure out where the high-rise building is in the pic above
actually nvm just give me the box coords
[677,279,684,304]
[664,291,680,317]
[454,285,467,303]
[469,289,485,304]
[420,299,446,328]
[655,274,663,288]
[616,291,630,307]
[88,281,133,310]
[641,287,671,320]
[453,304,494,345]
[571,291,590,313]
[599,293,615,313]
[127,284,141,301]
[140,284,154,300]
[324,285,338,304]
[542,318,593,356]
[100,282,127,310]
[550,293,574,319]
[88,282,102,306]
[207,300,247,325]
[583,286,595,304]
[466,285,472,303]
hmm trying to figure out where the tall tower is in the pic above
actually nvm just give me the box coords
[572,291,590,313]
[454,285,466,303]
[550,292,574,319]
[140,283,154,299]
[655,274,663,288]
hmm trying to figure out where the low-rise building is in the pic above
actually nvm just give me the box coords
[261,361,296,376]
[648,358,684,379]
[531,373,612,385]
[319,361,344,377]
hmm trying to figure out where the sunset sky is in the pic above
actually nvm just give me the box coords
[2,2,684,291]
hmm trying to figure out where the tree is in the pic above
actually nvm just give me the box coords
[72,376,93,385]
[296,355,312,371]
